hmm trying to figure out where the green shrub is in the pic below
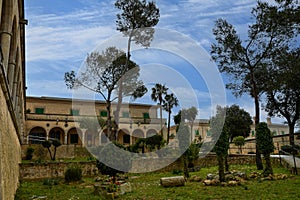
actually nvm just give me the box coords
[172,169,183,175]
[65,165,82,183]
[25,147,34,160]
[281,145,300,154]
[43,178,59,186]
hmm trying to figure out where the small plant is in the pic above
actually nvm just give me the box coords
[106,183,119,193]
[65,165,82,183]
[232,136,245,154]
[43,178,59,186]
[25,147,34,160]
[172,169,183,175]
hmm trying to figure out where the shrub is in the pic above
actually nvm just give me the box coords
[281,145,300,154]
[35,145,47,162]
[65,165,82,183]
[25,147,34,160]
[43,178,59,186]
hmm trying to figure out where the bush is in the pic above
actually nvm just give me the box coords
[25,147,34,160]
[281,145,300,154]
[35,145,47,162]
[65,165,82,183]
[43,178,59,186]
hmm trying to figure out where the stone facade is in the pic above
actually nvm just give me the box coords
[0,0,27,199]
[229,133,300,154]
[19,161,98,180]
[24,96,165,147]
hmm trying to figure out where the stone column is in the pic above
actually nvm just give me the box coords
[64,131,68,145]
[81,129,87,147]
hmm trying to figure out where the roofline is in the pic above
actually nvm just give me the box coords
[26,96,160,108]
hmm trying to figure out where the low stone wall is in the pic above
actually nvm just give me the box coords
[131,154,282,173]
[19,161,98,180]
[20,154,284,180]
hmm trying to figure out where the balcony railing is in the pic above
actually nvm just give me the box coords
[26,113,166,125]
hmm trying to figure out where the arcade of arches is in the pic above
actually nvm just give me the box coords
[28,126,159,146]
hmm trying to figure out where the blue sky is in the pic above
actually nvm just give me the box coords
[24,0,284,124]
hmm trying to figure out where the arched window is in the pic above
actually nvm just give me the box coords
[29,127,46,144]
[49,127,64,143]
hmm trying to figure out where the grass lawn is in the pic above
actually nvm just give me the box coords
[15,165,300,200]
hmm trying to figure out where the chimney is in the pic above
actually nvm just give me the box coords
[266,117,271,125]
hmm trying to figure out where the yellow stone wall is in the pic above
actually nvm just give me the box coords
[0,0,26,199]
[0,88,22,200]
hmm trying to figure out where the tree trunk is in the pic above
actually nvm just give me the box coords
[225,155,229,172]
[52,147,57,161]
[106,102,115,141]
[159,102,163,137]
[263,154,273,176]
[47,147,53,161]
[288,124,295,146]
[217,155,225,182]
[160,176,186,187]
[167,110,171,144]
[254,96,263,170]
[182,155,189,178]
[115,35,132,136]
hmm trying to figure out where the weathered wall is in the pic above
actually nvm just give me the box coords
[229,134,300,154]
[19,161,98,180]
[0,88,21,200]
[131,154,283,173]
[22,144,76,160]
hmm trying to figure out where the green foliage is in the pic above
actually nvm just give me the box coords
[163,93,179,144]
[233,136,245,154]
[256,122,275,176]
[172,169,183,175]
[52,139,62,148]
[115,0,160,47]
[232,136,245,146]
[281,145,300,155]
[42,140,51,149]
[64,165,82,183]
[43,178,59,186]
[42,139,62,161]
[225,105,252,141]
[176,125,192,178]
[185,143,201,168]
[256,123,275,155]
[210,106,229,182]
[211,106,229,157]
[95,142,131,178]
[25,147,34,160]
[15,165,300,200]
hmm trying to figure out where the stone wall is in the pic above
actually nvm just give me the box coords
[19,161,98,180]
[131,154,282,173]
[229,133,300,154]
[0,88,22,200]
[21,144,78,160]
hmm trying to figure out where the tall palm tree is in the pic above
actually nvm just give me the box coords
[186,106,198,142]
[151,83,168,136]
[163,93,179,144]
